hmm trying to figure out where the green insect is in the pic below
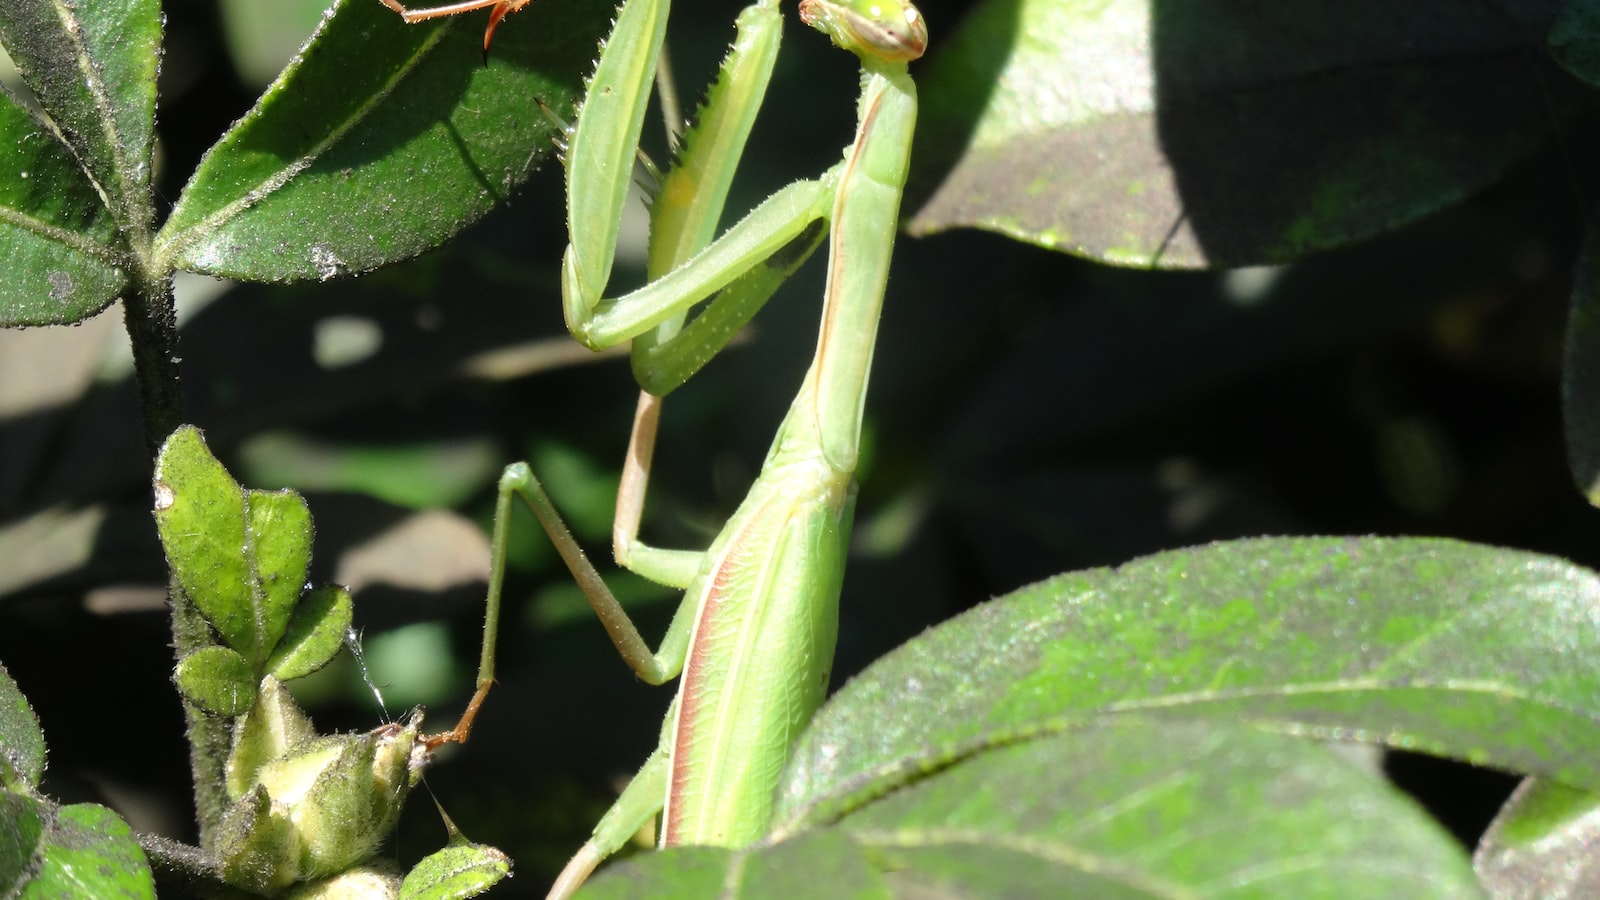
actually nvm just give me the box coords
[376,0,926,895]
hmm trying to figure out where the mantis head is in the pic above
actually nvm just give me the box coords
[799,0,929,63]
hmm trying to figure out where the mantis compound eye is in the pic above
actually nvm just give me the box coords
[800,0,929,63]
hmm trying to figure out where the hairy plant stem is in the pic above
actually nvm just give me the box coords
[170,578,232,850]
[139,832,255,900]
[122,270,231,846]
[121,268,184,458]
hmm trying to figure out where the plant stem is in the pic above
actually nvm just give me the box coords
[122,270,232,843]
[120,269,184,459]
[138,831,256,900]
[170,576,232,850]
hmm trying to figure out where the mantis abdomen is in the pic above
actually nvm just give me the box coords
[665,445,855,845]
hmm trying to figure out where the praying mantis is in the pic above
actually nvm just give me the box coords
[375,0,926,895]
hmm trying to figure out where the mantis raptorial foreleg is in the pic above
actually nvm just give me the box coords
[370,0,797,742]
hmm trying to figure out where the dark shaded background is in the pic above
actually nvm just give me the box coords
[2,0,1596,892]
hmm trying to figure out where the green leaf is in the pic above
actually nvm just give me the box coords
[908,0,1590,267]
[592,723,1477,896]
[155,0,609,282]
[841,722,1477,896]
[778,536,1600,831]
[1565,214,1600,506]
[582,833,884,899]
[0,86,127,326]
[1551,0,1600,87]
[398,842,511,900]
[174,646,256,718]
[1474,778,1600,898]
[0,0,159,238]
[0,792,46,895]
[267,584,354,682]
[0,661,45,789]
[577,847,736,899]
[152,426,255,654]
[245,487,313,660]
[154,426,324,666]
[238,431,502,509]
[20,803,156,900]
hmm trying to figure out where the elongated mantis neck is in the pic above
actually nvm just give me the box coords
[790,0,924,473]
[796,71,916,473]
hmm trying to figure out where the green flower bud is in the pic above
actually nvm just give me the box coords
[283,862,403,900]
[227,676,316,801]
[216,785,299,893]
[217,710,427,892]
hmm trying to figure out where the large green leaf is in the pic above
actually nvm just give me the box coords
[156,0,608,282]
[586,722,1480,897]
[836,722,1478,897]
[777,537,1600,830]
[0,78,127,325]
[908,0,1591,267]
[0,0,152,318]
[580,833,884,899]
[0,0,159,238]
